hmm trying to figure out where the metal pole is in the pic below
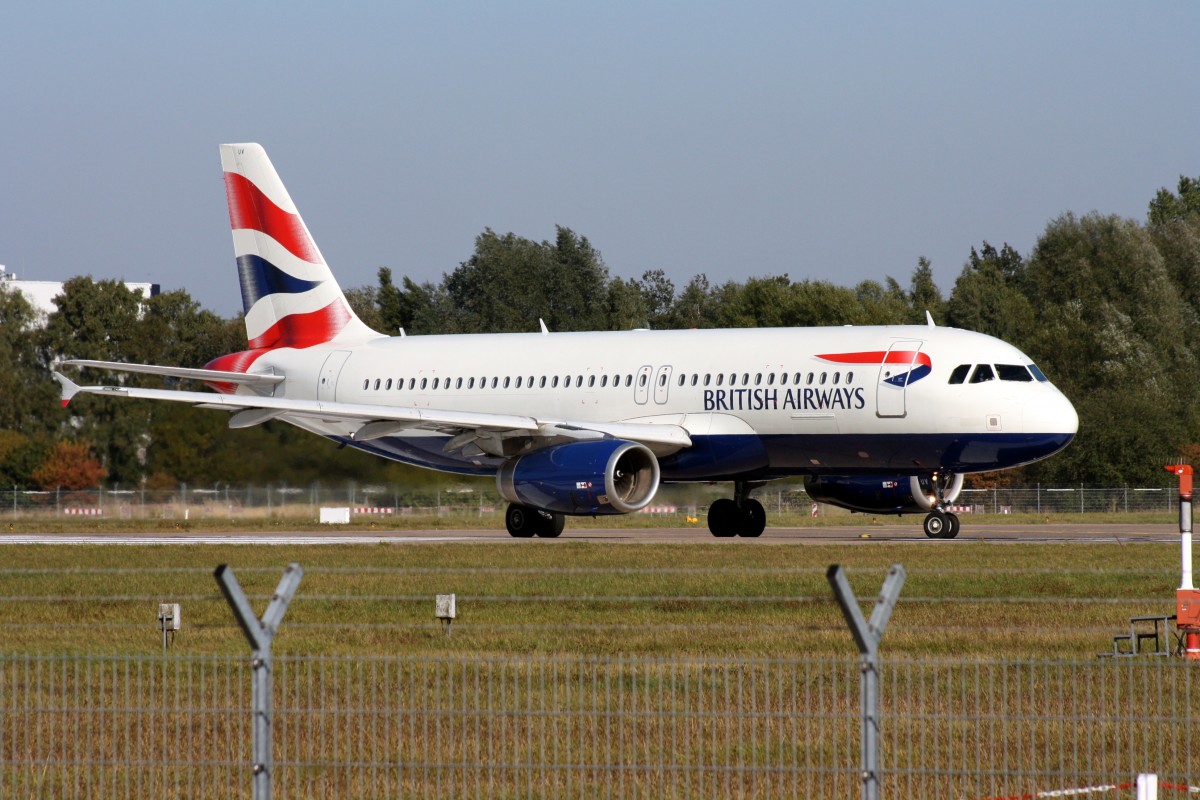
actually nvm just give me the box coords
[827,564,906,800]
[215,563,303,800]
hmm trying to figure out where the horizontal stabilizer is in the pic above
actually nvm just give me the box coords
[62,359,284,386]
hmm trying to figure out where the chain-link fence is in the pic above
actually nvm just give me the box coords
[1,652,1195,799]
[0,484,1181,520]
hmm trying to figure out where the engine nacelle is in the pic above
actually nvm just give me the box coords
[804,474,963,515]
[497,440,660,515]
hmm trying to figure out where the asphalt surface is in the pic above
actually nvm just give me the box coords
[0,522,1180,545]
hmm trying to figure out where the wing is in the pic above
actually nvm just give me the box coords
[62,359,285,386]
[52,372,692,457]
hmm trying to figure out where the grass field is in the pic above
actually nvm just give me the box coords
[1,533,1193,798]
[0,536,1183,659]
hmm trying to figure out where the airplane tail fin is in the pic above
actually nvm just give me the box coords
[219,143,379,350]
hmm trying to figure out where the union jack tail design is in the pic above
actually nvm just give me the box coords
[219,143,377,351]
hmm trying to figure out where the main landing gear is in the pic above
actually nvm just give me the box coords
[707,481,767,538]
[505,504,565,538]
[913,473,964,539]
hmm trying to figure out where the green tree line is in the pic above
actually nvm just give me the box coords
[7,177,1200,489]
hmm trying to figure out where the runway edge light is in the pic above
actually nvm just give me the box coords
[1163,463,1200,660]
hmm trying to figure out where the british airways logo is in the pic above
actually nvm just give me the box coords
[817,350,933,387]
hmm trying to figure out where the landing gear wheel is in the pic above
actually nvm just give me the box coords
[708,498,738,537]
[534,511,565,538]
[505,504,536,538]
[738,499,766,538]
[944,512,960,539]
[923,511,947,539]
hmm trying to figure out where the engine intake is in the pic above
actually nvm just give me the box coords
[497,440,660,515]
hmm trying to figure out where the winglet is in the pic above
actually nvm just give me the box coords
[52,372,82,408]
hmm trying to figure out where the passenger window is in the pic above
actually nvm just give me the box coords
[576,376,583,388]
[691,374,698,387]
[552,376,559,388]
[527,376,533,387]
[1029,363,1049,382]
[794,372,802,385]
[639,374,648,387]
[420,378,428,390]
[742,373,750,385]
[819,372,827,385]
[515,377,523,389]
[833,372,840,385]
[659,374,667,387]
[767,373,775,385]
[704,374,711,386]
[806,373,814,385]
[468,378,475,389]
[996,364,1033,382]
[625,375,632,387]
[363,379,369,391]
[716,374,724,386]
[755,373,762,385]
[539,376,546,388]
[677,374,685,387]
[601,375,609,387]
[969,365,995,384]
[503,377,510,389]
[589,375,596,388]
[846,371,854,383]
[490,377,498,389]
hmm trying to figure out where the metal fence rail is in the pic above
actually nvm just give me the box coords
[2,653,1195,799]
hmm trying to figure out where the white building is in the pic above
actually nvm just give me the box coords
[0,264,159,319]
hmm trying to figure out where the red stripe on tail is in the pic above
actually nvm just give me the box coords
[224,172,322,264]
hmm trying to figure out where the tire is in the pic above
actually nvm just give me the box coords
[738,499,766,538]
[944,512,960,539]
[922,511,947,539]
[535,511,565,538]
[708,498,738,537]
[505,504,536,538]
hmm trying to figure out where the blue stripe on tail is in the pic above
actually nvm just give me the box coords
[236,254,323,313]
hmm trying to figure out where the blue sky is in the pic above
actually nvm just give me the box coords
[2,2,1198,317]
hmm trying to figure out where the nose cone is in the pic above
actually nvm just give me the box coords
[1025,387,1078,454]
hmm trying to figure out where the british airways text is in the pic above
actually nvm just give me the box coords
[703,387,866,412]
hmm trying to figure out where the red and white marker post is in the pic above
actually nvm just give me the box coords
[1164,464,1200,660]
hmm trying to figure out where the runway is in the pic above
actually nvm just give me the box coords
[0,522,1180,545]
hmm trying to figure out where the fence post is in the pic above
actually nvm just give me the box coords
[827,564,906,800]
[215,563,303,800]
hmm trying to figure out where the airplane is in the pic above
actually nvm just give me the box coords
[54,143,1079,539]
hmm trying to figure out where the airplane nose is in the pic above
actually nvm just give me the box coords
[1027,388,1078,436]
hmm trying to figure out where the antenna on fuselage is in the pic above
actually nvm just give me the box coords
[925,310,936,327]
[398,328,406,337]
[539,319,549,335]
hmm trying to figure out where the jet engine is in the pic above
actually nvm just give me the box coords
[804,473,964,515]
[497,440,660,515]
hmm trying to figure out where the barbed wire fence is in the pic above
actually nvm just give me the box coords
[0,562,1196,798]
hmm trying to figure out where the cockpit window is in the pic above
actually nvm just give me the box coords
[948,364,970,384]
[969,364,995,384]
[1028,363,1049,382]
[996,364,1033,382]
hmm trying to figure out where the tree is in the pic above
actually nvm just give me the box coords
[945,242,1035,346]
[907,257,944,323]
[31,441,106,490]
[1148,176,1200,228]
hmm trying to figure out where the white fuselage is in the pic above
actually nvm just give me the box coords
[244,324,1078,480]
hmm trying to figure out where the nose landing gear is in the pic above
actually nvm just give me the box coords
[912,473,964,539]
